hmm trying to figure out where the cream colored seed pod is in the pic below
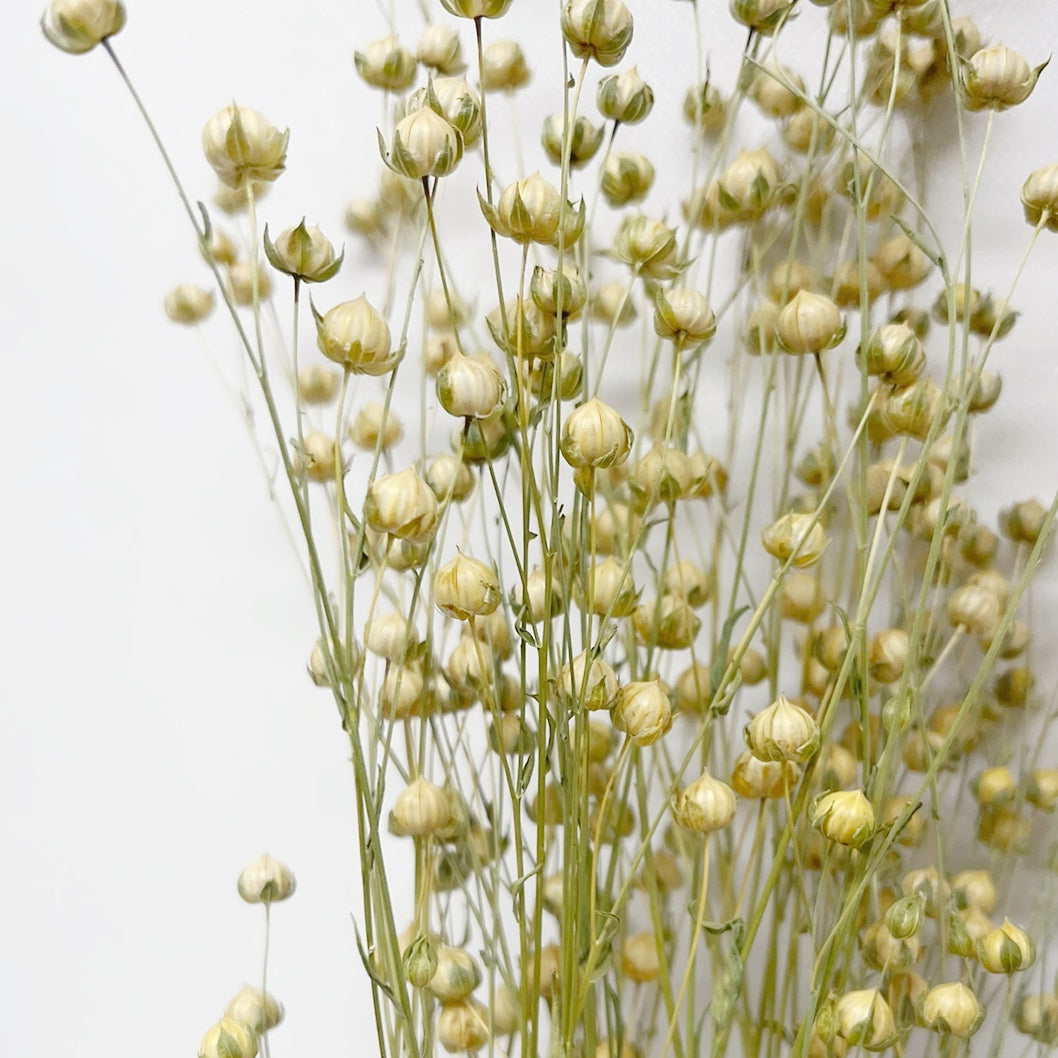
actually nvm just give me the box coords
[437,353,507,421]
[663,560,714,607]
[316,294,396,374]
[434,553,501,620]
[922,982,984,1038]
[43,0,126,53]
[963,43,1045,111]
[199,1017,258,1058]
[349,402,403,451]
[480,39,531,91]
[730,0,797,34]
[1022,163,1058,231]
[761,511,828,568]
[531,262,587,319]
[426,289,471,331]
[978,805,1031,851]
[833,989,896,1051]
[600,151,655,208]
[860,921,920,973]
[295,432,338,484]
[597,67,654,124]
[946,582,1002,639]
[859,323,926,386]
[365,466,438,542]
[415,77,482,149]
[683,81,726,132]
[951,869,996,913]
[164,282,214,324]
[867,628,909,684]
[201,224,236,264]
[830,259,884,308]
[971,765,1017,807]
[717,148,781,221]
[1014,993,1058,1045]
[882,794,925,847]
[561,397,633,470]
[384,106,464,181]
[437,997,491,1053]
[629,445,694,509]
[785,108,835,153]
[426,453,475,504]
[482,172,581,247]
[202,105,288,189]
[560,0,634,67]
[389,777,452,838]
[1026,768,1058,811]
[1001,498,1048,545]
[614,215,681,280]
[416,23,464,73]
[633,594,701,649]
[611,680,672,746]
[541,113,604,169]
[445,635,494,692]
[780,572,825,622]
[873,234,932,290]
[354,35,417,91]
[672,769,737,832]
[674,662,713,714]
[225,985,284,1035]
[749,62,805,117]
[592,279,637,326]
[622,931,662,983]
[264,220,342,283]
[365,612,420,664]
[730,750,800,799]
[688,451,728,498]
[653,288,717,348]
[812,788,875,848]
[901,867,949,917]
[746,695,819,764]
[298,363,340,404]
[237,853,296,904]
[228,260,272,305]
[556,650,620,712]
[776,291,845,355]
[769,261,813,302]
[579,556,638,616]
[427,945,482,1002]
[977,919,1036,973]
[378,664,426,720]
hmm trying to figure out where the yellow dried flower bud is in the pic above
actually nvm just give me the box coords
[298,364,340,404]
[417,24,465,74]
[674,662,712,714]
[951,869,996,913]
[873,234,932,289]
[761,512,827,568]
[830,259,884,308]
[717,148,781,222]
[776,291,846,355]
[1014,993,1058,1045]
[883,377,946,440]
[434,553,501,620]
[561,397,633,470]
[199,1017,258,1058]
[860,921,920,973]
[834,989,896,1051]
[749,63,805,118]
[378,664,427,720]
[264,220,342,283]
[225,985,284,1035]
[427,945,482,1002]
[556,651,620,712]
[480,40,531,91]
[437,997,490,1053]
[744,299,780,354]
[946,582,1002,639]
[381,106,463,180]
[612,680,673,746]
[730,750,800,799]
[354,35,417,91]
[977,919,1036,974]
[1026,768,1058,811]
[672,769,737,831]
[237,854,296,904]
[164,283,214,324]
[440,0,513,17]
[884,895,925,939]
[813,788,876,848]
[227,260,272,305]
[365,466,438,542]
[42,0,125,53]
[663,560,714,607]
[364,612,420,664]
[597,67,654,124]
[416,77,483,148]
[541,113,604,169]
[531,262,587,319]
[963,44,1045,111]
[971,765,1017,807]
[481,172,583,246]
[1000,498,1048,545]
[867,628,909,684]
[633,594,701,649]
[730,0,797,34]
[781,572,825,622]
[601,151,656,207]
[683,82,727,132]
[437,353,507,420]
[1022,163,1058,231]
[202,105,288,190]
[579,556,638,616]
[746,695,820,763]
[390,777,452,837]
[622,931,662,982]
[628,445,693,509]
[348,402,402,451]
[922,982,984,1038]
[316,295,396,374]
[785,108,835,153]
[561,0,634,67]
[426,453,475,503]
[653,288,716,348]
[613,215,680,279]
[859,323,926,386]
[201,227,237,266]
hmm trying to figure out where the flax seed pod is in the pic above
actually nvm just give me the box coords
[672,769,737,831]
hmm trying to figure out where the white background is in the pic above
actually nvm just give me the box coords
[5,2,1058,1055]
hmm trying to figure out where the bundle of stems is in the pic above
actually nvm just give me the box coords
[43,0,1058,1055]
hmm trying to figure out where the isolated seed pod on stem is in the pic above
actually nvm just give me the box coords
[381,105,463,180]
[264,220,343,283]
[541,113,604,169]
[225,985,284,1035]
[671,769,737,832]
[237,854,296,904]
[434,553,502,620]
[561,397,633,470]
[962,44,1046,111]
[202,105,289,190]
[611,680,672,746]
[354,35,417,91]
[561,0,634,67]
[597,67,654,124]
[437,353,507,420]
[1022,163,1058,231]
[745,694,820,763]
[761,512,828,567]
[776,291,846,355]
[316,295,397,374]
[42,0,125,53]
[199,1017,258,1058]
[164,283,214,324]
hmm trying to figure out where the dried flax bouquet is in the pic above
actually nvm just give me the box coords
[42,0,1058,1055]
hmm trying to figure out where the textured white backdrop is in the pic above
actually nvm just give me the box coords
[4,2,1058,1055]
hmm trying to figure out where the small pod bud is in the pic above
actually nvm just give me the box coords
[481,39,531,90]
[561,397,633,469]
[237,854,296,904]
[868,628,909,684]
[541,112,604,168]
[683,81,727,133]
[365,466,438,542]
[427,945,482,1001]
[389,777,452,837]
[264,220,342,283]
[225,985,284,1035]
[440,0,514,17]
[403,934,440,989]
[437,997,491,1053]
[633,594,701,649]
[885,895,924,939]
[164,283,214,324]
[417,24,465,74]
[746,695,820,764]
[730,750,800,799]
[717,149,781,222]
[671,769,737,832]
[812,789,876,848]
[481,172,583,246]
[1000,498,1048,545]
[781,572,826,622]
[613,214,680,279]
[860,921,920,973]
[561,0,634,68]
[316,295,397,375]
[622,931,662,982]
[834,989,896,1050]
[531,262,588,319]
[776,291,846,355]
[601,151,656,207]
[199,1017,258,1058]
[1022,163,1058,231]
[426,453,475,504]
[653,288,717,348]
[349,402,403,451]
[730,0,797,35]
[227,260,272,305]
[748,63,805,118]
[433,553,501,622]
[971,765,1017,807]
[42,0,125,53]
[951,869,996,913]
[761,512,828,568]
[858,323,926,386]
[597,67,654,124]
[417,78,483,148]
[298,364,340,404]
[556,651,620,712]
[922,982,984,1038]
[354,35,417,91]
[202,105,288,190]
[901,867,950,917]
[663,560,714,607]
[611,680,673,746]
[1014,993,1058,1045]
[381,106,463,180]
[873,234,933,290]
[963,44,1046,111]
[977,919,1036,974]
[437,353,507,420]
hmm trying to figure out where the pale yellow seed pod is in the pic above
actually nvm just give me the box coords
[812,789,876,848]
[873,234,932,290]
[629,445,694,509]
[830,259,884,308]
[859,323,926,386]
[922,982,984,1038]
[437,353,507,420]
[633,594,701,649]
[746,694,820,763]
[621,931,662,983]
[364,466,439,542]
[1022,163,1058,231]
[419,77,483,148]
[613,214,680,279]
[785,108,835,153]
[561,0,634,67]
[389,777,452,838]
[592,279,637,326]
[951,869,996,913]
[674,662,713,714]
[427,946,482,1002]
[749,63,805,117]
[901,866,950,917]
[833,989,896,1051]
[202,105,288,190]
[761,512,828,568]
[316,295,396,375]
[867,628,909,684]
[445,635,494,693]
[683,81,727,132]
[541,112,604,169]
[776,291,846,355]
[425,453,475,503]
[298,363,340,404]
[971,765,1017,807]
[1001,498,1048,545]
[730,750,800,799]
[203,225,240,264]
[781,572,826,622]
[434,553,502,620]
[379,664,426,720]
[483,172,580,246]
[228,260,272,305]
[365,612,420,664]
[730,0,797,34]
[860,921,920,973]
[437,997,491,1052]
[653,288,717,348]
[717,148,781,221]
[43,0,125,53]
[977,919,1036,973]
[1014,993,1058,1045]
[382,106,463,180]
[164,283,214,324]
[480,39,531,91]
[354,35,417,91]
[672,769,737,832]
[1026,768,1058,811]
[663,560,714,607]
[531,262,588,319]
[601,150,655,207]
[946,582,1002,639]
[561,397,633,470]
[349,402,403,451]
[611,680,673,746]
[963,43,1044,111]
[199,1017,258,1058]
[237,854,296,904]
[417,23,465,74]
[225,985,284,1035]
[579,556,638,616]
